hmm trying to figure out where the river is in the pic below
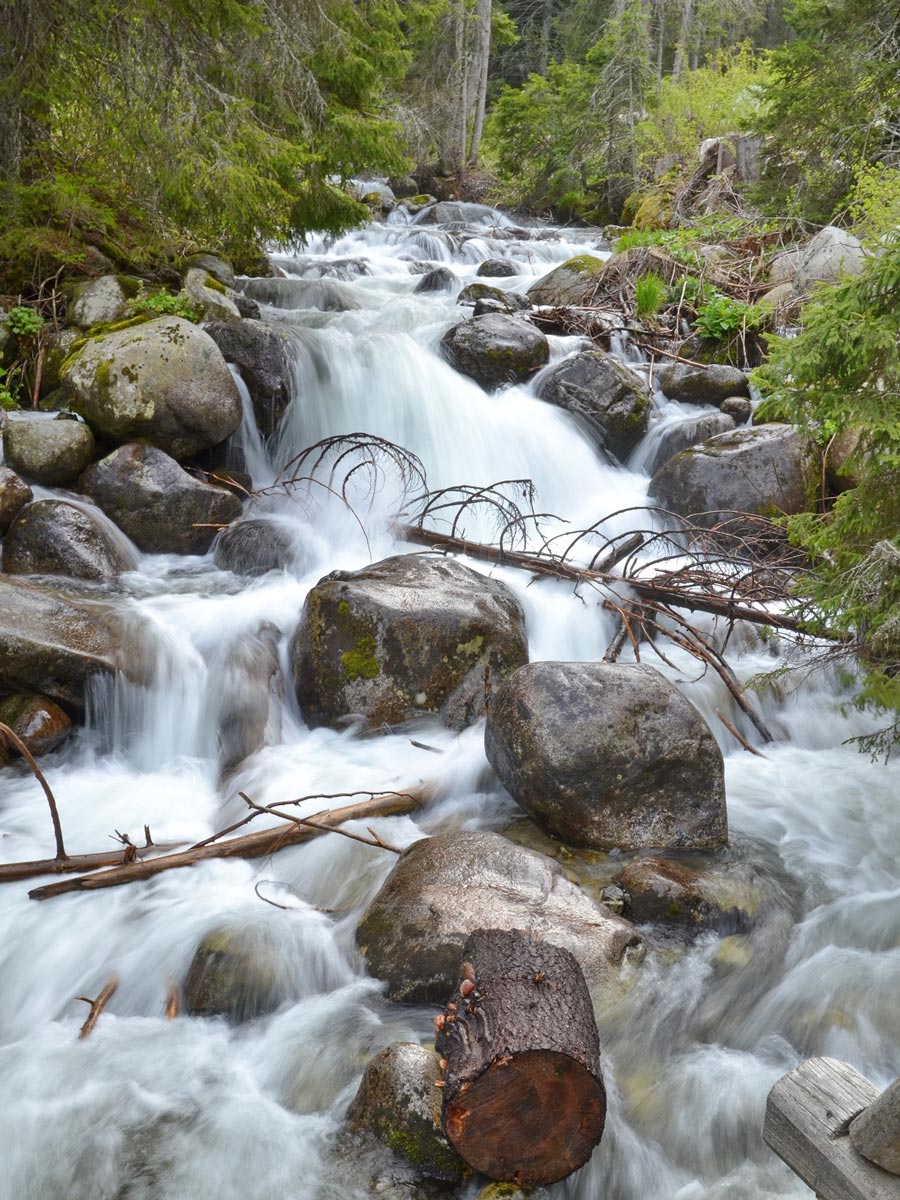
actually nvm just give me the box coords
[1,203,898,1200]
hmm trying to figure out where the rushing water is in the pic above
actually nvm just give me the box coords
[1,204,898,1200]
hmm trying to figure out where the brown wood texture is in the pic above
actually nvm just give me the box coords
[764,1057,900,1200]
[434,928,605,1186]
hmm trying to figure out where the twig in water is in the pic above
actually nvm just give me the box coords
[164,980,180,1019]
[716,710,768,758]
[239,793,403,854]
[0,722,68,861]
[253,879,340,913]
[77,975,119,1039]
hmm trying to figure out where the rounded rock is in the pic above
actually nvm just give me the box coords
[213,518,297,576]
[655,363,750,406]
[2,498,137,581]
[0,692,72,756]
[476,259,518,278]
[414,267,455,293]
[0,466,33,535]
[536,350,651,462]
[440,314,549,390]
[4,416,95,486]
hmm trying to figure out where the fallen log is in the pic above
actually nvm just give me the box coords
[0,839,186,884]
[28,788,426,901]
[434,928,605,1187]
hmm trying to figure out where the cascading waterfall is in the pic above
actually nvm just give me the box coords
[0,209,897,1200]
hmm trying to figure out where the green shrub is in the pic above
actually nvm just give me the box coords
[131,290,201,322]
[7,306,44,338]
[634,272,666,319]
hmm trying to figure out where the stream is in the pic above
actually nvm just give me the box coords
[1,204,899,1200]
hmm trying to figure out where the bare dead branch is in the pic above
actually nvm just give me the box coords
[0,721,68,861]
[77,975,119,1039]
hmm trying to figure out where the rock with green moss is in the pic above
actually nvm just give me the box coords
[356,830,641,1004]
[346,1043,464,1182]
[655,363,750,407]
[291,554,528,733]
[3,498,137,581]
[457,283,529,311]
[440,314,549,390]
[485,662,727,852]
[204,318,291,439]
[183,268,241,322]
[79,442,243,555]
[0,466,32,535]
[61,316,242,459]
[536,350,651,463]
[183,252,236,289]
[4,415,95,486]
[69,275,128,329]
[0,575,120,712]
[0,692,72,756]
[611,857,759,934]
[526,254,605,306]
[648,424,819,533]
[40,329,81,398]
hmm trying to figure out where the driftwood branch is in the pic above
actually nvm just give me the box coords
[29,788,426,901]
[239,792,404,853]
[0,721,68,861]
[77,975,119,1039]
[716,710,768,758]
[0,840,187,885]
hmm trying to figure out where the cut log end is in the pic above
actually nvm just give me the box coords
[444,1048,605,1186]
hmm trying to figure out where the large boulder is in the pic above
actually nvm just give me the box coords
[0,576,120,711]
[644,412,736,476]
[414,201,506,226]
[0,692,72,757]
[2,499,137,581]
[204,319,291,439]
[347,1043,464,1182]
[291,554,528,732]
[793,226,867,295]
[0,466,32,535]
[649,424,818,529]
[183,252,236,289]
[536,350,651,462]
[79,443,243,555]
[527,255,605,306]
[356,830,641,1004]
[3,415,95,486]
[484,661,727,851]
[62,317,242,459]
[440,314,549,389]
[655,363,750,407]
[69,275,128,329]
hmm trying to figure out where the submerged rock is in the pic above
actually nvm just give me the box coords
[292,554,528,732]
[440,314,549,389]
[644,412,736,476]
[414,267,455,293]
[183,925,283,1022]
[2,498,137,581]
[215,623,282,779]
[356,829,641,1004]
[611,857,758,935]
[79,443,243,555]
[213,518,297,576]
[0,466,33,535]
[527,254,605,306]
[347,1043,464,1182]
[3,415,95,486]
[484,661,727,851]
[0,692,72,757]
[62,316,242,459]
[536,350,651,462]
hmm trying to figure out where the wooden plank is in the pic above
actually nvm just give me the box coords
[764,1057,900,1200]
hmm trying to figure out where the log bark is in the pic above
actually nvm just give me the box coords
[434,928,605,1186]
[28,789,425,901]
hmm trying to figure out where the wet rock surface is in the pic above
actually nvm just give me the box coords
[440,313,549,389]
[414,267,455,293]
[356,829,641,1004]
[205,319,291,439]
[527,254,605,306]
[0,692,72,756]
[644,412,736,475]
[485,661,727,851]
[2,498,137,581]
[655,363,751,406]
[610,856,759,934]
[0,466,33,535]
[536,350,651,462]
[4,416,95,486]
[213,518,297,576]
[292,553,528,732]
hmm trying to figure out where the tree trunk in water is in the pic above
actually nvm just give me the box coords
[468,0,492,167]
[434,928,606,1186]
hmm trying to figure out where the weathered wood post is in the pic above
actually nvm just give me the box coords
[434,928,606,1187]
[763,1057,900,1200]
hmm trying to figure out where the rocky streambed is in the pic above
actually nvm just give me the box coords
[0,202,896,1200]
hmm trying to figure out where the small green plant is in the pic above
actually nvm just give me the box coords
[694,291,764,340]
[132,290,201,321]
[7,305,44,338]
[0,365,19,410]
[667,274,707,309]
[634,272,666,320]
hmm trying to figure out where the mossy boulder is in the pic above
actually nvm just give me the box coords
[79,442,243,555]
[182,252,236,289]
[3,415,95,486]
[61,316,242,459]
[2,498,137,581]
[183,268,241,322]
[291,554,528,733]
[40,329,81,397]
[204,318,291,439]
[611,857,759,935]
[0,575,120,712]
[527,254,605,306]
[484,662,728,852]
[0,692,72,757]
[535,350,651,463]
[643,412,736,476]
[69,275,128,329]
[655,363,751,407]
[356,830,641,1004]
[0,466,33,535]
[648,424,819,532]
[347,1043,464,1182]
[440,314,549,390]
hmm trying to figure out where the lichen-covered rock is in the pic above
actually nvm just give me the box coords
[2,499,137,581]
[527,255,605,306]
[644,412,736,476]
[611,857,758,935]
[347,1043,464,1182]
[414,267,455,293]
[793,226,866,295]
[183,268,241,321]
[356,830,641,1004]
[204,318,291,439]
[182,252,236,289]
[3,415,95,486]
[79,443,243,555]
[62,317,242,459]
[484,661,727,851]
[0,576,120,711]
[440,314,549,390]
[655,363,750,406]
[719,396,752,424]
[292,554,528,732]
[476,259,518,278]
[649,424,818,530]
[536,350,651,462]
[0,466,32,535]
[213,518,297,576]
[0,692,72,756]
[69,275,127,329]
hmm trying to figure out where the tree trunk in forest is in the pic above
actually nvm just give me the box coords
[671,0,694,80]
[434,928,606,1186]
[537,0,553,76]
[468,0,492,167]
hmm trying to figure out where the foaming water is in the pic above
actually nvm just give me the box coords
[0,209,897,1200]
